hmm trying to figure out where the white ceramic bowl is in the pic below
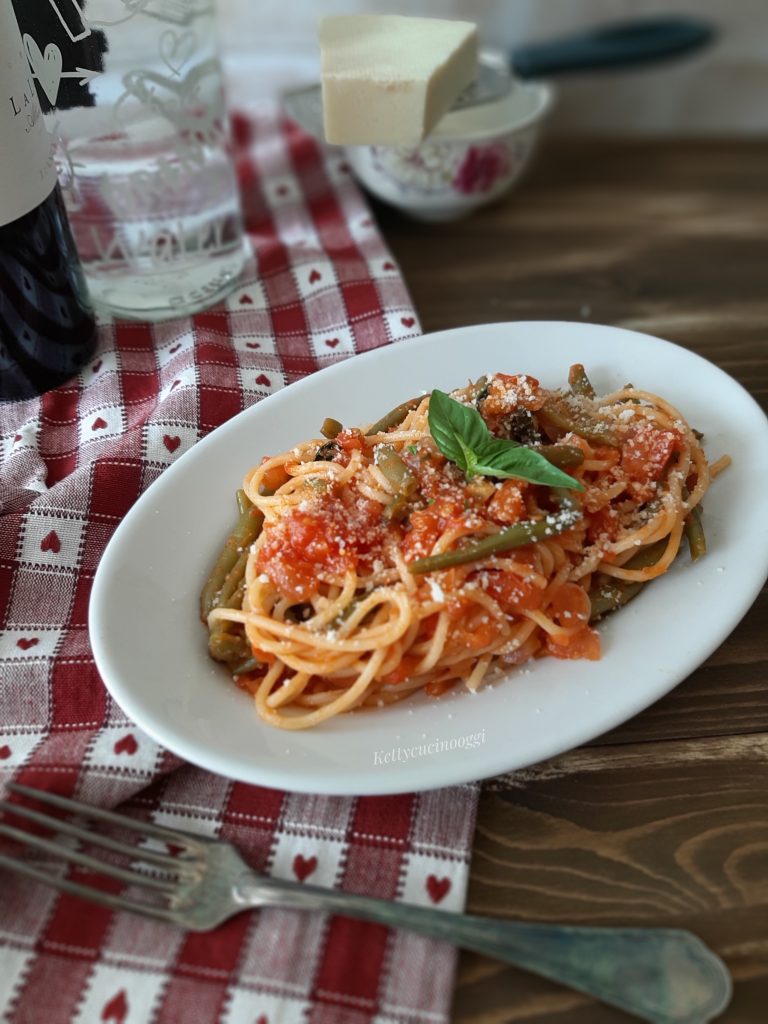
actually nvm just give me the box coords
[345,79,554,222]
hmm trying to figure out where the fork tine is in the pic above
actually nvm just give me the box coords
[0,821,179,893]
[0,800,182,869]
[7,783,206,850]
[0,849,177,924]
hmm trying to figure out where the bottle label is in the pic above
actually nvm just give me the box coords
[0,4,58,228]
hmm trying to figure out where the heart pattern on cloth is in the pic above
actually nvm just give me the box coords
[40,530,61,554]
[92,417,108,431]
[255,374,271,387]
[23,35,63,106]
[163,435,181,453]
[246,342,260,350]
[159,29,197,77]
[0,746,11,760]
[426,874,451,904]
[255,1016,269,1024]
[170,379,181,391]
[113,734,138,756]
[92,360,103,373]
[308,269,322,284]
[101,989,128,1023]
[401,317,416,329]
[166,842,185,858]
[383,261,396,271]
[292,854,317,882]
[16,638,39,651]
[13,434,22,443]
[325,338,340,349]
[239,294,254,305]
[169,343,182,354]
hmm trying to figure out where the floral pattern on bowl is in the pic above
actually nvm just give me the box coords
[369,138,526,199]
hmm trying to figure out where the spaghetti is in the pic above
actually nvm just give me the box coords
[202,366,728,730]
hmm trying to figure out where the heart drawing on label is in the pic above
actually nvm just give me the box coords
[159,29,197,77]
[163,435,181,453]
[24,35,63,106]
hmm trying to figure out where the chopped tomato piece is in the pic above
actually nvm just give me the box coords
[483,374,545,414]
[546,626,601,660]
[380,654,423,686]
[487,481,526,525]
[449,603,498,651]
[259,457,292,493]
[256,494,386,601]
[590,445,621,467]
[336,428,366,454]
[403,508,442,562]
[587,506,621,544]
[549,583,591,627]
[483,570,542,613]
[250,646,276,665]
[621,423,681,484]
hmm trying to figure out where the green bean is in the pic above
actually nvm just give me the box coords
[217,550,249,610]
[588,580,645,621]
[568,363,596,398]
[538,395,620,447]
[321,417,343,439]
[537,444,585,469]
[236,488,253,516]
[409,506,581,574]
[684,503,706,561]
[208,631,250,663]
[200,504,264,619]
[366,397,421,436]
[385,493,409,522]
[588,538,668,621]
[376,445,417,496]
[232,656,262,676]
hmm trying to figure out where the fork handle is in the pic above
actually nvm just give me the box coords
[235,873,730,1023]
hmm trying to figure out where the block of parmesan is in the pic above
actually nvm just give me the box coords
[319,15,478,147]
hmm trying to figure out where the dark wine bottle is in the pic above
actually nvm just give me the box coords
[0,4,97,403]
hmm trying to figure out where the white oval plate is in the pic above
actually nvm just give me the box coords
[89,322,768,795]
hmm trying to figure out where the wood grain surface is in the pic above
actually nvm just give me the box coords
[376,139,768,1024]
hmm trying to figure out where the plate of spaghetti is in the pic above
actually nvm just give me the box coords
[90,322,768,794]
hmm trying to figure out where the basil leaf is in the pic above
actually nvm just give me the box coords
[427,389,489,476]
[428,389,584,491]
[474,436,584,490]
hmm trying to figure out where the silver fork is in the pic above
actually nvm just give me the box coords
[0,783,730,1024]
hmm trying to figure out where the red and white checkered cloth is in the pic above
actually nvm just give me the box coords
[0,107,480,1024]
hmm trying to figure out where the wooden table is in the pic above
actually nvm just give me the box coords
[376,139,768,1024]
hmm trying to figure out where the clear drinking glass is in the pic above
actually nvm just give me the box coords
[14,0,247,320]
